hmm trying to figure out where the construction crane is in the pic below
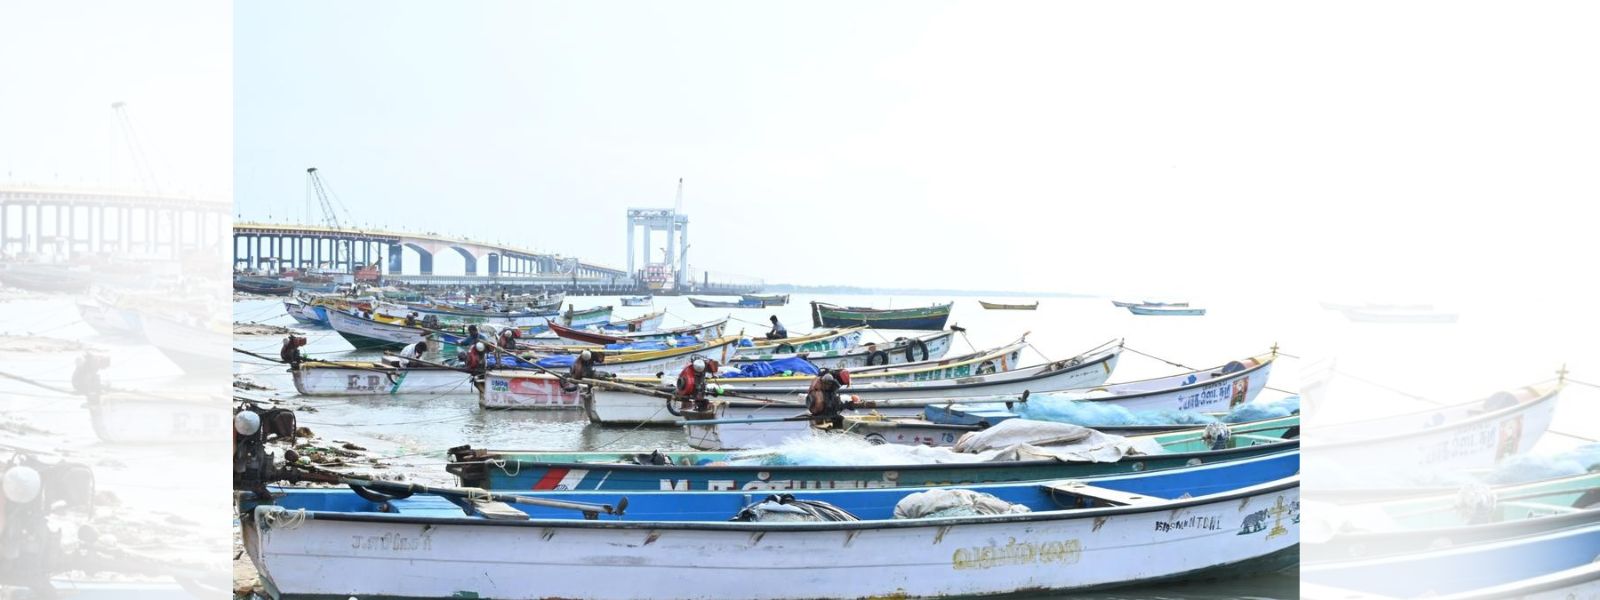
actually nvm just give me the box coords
[305,167,354,271]
[110,102,162,193]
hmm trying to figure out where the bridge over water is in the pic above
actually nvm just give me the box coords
[232,222,629,281]
[0,185,230,257]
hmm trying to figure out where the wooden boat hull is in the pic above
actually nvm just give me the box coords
[479,372,588,409]
[77,300,143,337]
[1127,305,1206,316]
[142,313,228,374]
[245,464,1299,599]
[688,296,766,308]
[1303,522,1600,599]
[234,277,294,295]
[741,293,789,306]
[282,300,329,327]
[1112,300,1190,308]
[729,330,953,370]
[291,363,474,396]
[1304,383,1561,482]
[810,301,953,330]
[979,300,1038,310]
[88,391,221,444]
[620,296,652,306]
[447,436,1298,492]
[734,327,864,357]
[326,309,432,350]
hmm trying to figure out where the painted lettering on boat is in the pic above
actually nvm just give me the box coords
[1174,380,1235,411]
[1417,421,1505,466]
[346,374,387,392]
[951,538,1082,570]
[1154,515,1222,532]
[351,531,432,553]
[657,472,900,491]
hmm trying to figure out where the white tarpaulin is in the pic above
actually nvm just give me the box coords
[892,488,1032,519]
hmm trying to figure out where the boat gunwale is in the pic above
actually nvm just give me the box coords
[1063,353,1276,403]
[255,472,1300,533]
[459,438,1300,475]
[1307,382,1562,449]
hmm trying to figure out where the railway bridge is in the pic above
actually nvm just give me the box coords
[231,222,628,281]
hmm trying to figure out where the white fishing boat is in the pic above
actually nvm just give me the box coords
[1033,351,1276,413]
[583,342,1118,425]
[728,329,954,370]
[88,389,224,444]
[142,312,229,375]
[290,361,475,396]
[1304,381,1562,484]
[326,308,434,350]
[239,461,1300,600]
[479,372,590,409]
[1126,304,1206,316]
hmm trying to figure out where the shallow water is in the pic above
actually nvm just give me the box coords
[232,290,1600,599]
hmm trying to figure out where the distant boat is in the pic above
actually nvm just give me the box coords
[688,296,767,309]
[979,300,1038,310]
[0,263,93,293]
[741,293,789,306]
[1127,305,1205,316]
[1339,305,1457,324]
[1111,300,1190,308]
[234,275,294,295]
[810,301,953,330]
[620,295,652,307]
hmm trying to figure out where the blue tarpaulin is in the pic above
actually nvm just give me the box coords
[718,357,819,378]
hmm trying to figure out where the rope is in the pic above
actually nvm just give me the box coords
[1563,377,1600,391]
[1120,345,1194,370]
[488,457,521,477]
[0,369,78,395]
[261,507,307,531]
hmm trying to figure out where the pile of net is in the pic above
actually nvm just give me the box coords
[730,494,859,522]
[730,419,1162,466]
[892,489,1031,519]
[1015,394,1300,426]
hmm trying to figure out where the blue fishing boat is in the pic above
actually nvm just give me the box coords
[446,432,1297,491]
[1304,522,1600,598]
[241,453,1300,599]
[1127,304,1206,316]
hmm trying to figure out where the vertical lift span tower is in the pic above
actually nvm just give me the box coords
[625,179,689,292]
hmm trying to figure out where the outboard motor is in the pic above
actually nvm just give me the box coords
[233,403,300,499]
[1,452,96,597]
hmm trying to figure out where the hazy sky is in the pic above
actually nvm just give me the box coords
[234,1,1598,299]
[0,1,230,200]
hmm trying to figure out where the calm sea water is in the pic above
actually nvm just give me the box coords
[231,291,1600,599]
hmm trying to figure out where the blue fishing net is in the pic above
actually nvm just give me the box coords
[1222,395,1301,423]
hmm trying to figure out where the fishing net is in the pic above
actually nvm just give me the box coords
[730,494,859,522]
[892,489,1030,519]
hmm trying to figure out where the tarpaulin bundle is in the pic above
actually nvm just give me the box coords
[730,494,859,522]
[893,489,1031,519]
[717,357,820,379]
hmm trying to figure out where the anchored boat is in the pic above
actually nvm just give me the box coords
[727,329,954,370]
[245,454,1299,599]
[810,300,953,330]
[979,300,1038,310]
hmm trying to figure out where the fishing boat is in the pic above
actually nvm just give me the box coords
[584,339,1027,425]
[542,317,728,346]
[1126,304,1206,316]
[326,308,434,350]
[737,327,865,355]
[583,341,1117,425]
[729,329,953,370]
[1304,381,1562,483]
[376,301,613,329]
[233,275,295,295]
[1340,305,1459,324]
[1111,300,1190,308]
[141,312,229,375]
[979,300,1039,310]
[811,300,953,330]
[1303,521,1600,599]
[1305,470,1600,563]
[282,298,330,327]
[741,293,789,306]
[688,406,1298,451]
[935,351,1276,419]
[245,454,1299,599]
[688,296,767,308]
[481,339,741,409]
[88,389,222,444]
[448,428,1298,491]
[290,360,476,396]
[0,263,94,293]
[77,299,143,338]
[594,310,667,333]
[620,295,652,307]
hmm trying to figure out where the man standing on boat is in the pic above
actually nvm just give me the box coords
[765,315,787,340]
